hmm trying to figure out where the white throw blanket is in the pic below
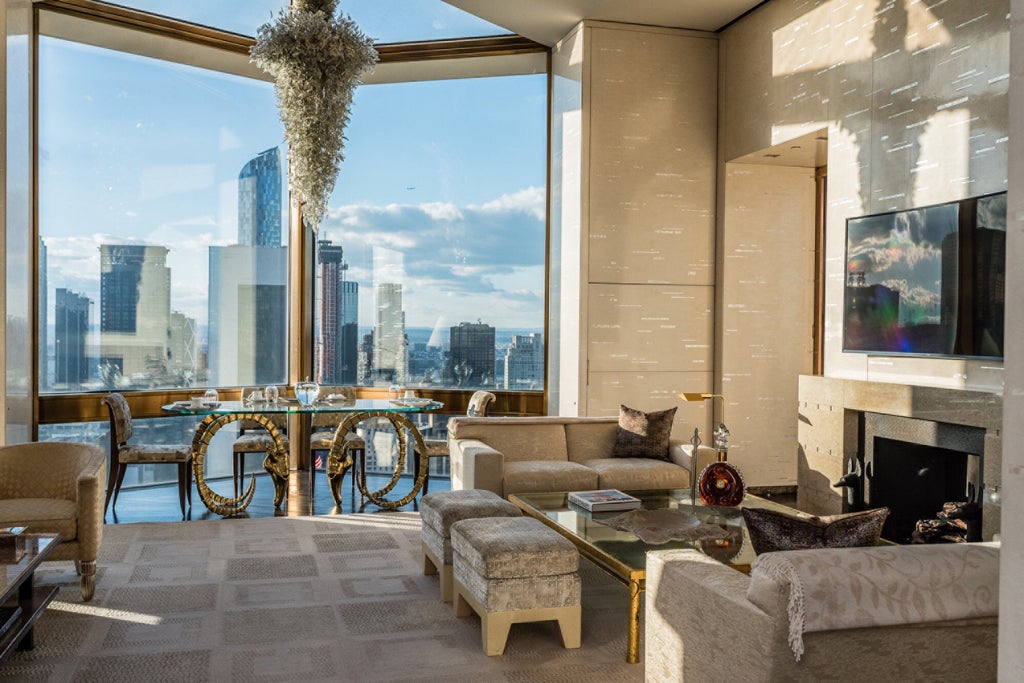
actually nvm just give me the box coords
[749,542,1000,661]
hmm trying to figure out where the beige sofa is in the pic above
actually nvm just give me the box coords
[645,543,999,682]
[447,416,713,497]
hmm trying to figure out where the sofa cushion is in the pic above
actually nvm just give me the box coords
[449,420,569,463]
[742,507,889,554]
[0,498,78,541]
[502,461,599,496]
[583,458,690,490]
[564,420,620,463]
[612,405,676,460]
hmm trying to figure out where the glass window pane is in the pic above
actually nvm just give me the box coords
[314,74,546,392]
[102,0,289,37]
[103,0,510,41]
[38,37,289,393]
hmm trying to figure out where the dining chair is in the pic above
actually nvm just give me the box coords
[232,410,290,497]
[101,393,193,518]
[310,386,363,498]
[416,390,496,495]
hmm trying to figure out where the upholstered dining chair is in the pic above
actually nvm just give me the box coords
[232,388,290,496]
[0,441,106,601]
[310,386,364,498]
[101,393,193,517]
[416,390,496,495]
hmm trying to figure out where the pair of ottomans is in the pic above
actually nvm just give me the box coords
[420,489,581,656]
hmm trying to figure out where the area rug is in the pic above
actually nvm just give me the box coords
[1,513,644,682]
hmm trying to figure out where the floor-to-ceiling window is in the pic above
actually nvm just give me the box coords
[29,0,548,491]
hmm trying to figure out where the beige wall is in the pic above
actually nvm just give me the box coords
[550,21,718,433]
[720,0,1009,391]
[1001,0,1024,677]
[718,163,817,484]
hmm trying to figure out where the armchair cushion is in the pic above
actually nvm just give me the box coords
[741,506,889,554]
[0,499,78,540]
[612,405,676,460]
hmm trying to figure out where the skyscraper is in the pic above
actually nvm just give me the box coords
[238,147,282,247]
[168,311,200,385]
[98,244,171,381]
[449,321,495,388]
[504,333,544,390]
[55,288,90,387]
[373,283,407,383]
[318,240,359,384]
[208,147,287,386]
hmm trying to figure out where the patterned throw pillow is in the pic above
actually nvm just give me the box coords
[611,405,677,461]
[741,506,889,554]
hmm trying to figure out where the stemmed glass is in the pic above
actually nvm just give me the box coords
[203,389,219,406]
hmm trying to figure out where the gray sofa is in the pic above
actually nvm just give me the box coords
[447,416,714,497]
[645,543,999,682]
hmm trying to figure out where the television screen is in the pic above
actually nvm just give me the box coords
[843,192,1005,359]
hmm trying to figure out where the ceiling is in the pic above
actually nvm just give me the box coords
[445,0,766,46]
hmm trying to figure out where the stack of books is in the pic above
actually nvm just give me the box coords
[567,489,642,512]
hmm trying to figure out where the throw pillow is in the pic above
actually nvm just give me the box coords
[741,506,889,554]
[612,404,677,461]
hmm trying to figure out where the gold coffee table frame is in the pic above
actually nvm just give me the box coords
[509,489,809,664]
[164,399,443,515]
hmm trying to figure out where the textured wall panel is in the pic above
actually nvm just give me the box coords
[587,283,712,373]
[586,370,713,438]
[587,26,717,285]
[720,165,817,486]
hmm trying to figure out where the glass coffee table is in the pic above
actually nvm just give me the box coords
[509,489,810,664]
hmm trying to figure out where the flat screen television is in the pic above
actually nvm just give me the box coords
[843,192,1006,359]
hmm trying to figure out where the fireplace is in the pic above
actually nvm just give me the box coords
[841,413,984,543]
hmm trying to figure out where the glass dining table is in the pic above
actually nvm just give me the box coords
[162,397,444,516]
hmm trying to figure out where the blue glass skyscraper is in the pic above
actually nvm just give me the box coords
[238,147,282,247]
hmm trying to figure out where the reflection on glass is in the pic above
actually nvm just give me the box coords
[38,37,288,394]
[313,75,547,394]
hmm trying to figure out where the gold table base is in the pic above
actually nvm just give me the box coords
[190,409,430,515]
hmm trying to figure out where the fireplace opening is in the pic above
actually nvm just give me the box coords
[833,412,985,544]
[865,437,977,543]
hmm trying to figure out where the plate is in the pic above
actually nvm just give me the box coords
[391,398,434,407]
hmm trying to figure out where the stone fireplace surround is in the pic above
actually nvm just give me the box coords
[797,376,1002,540]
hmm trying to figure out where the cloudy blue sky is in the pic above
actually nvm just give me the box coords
[37,2,546,332]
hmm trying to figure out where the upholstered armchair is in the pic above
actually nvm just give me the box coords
[0,441,106,601]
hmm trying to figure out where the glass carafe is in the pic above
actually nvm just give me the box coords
[295,378,320,406]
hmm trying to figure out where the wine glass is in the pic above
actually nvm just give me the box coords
[203,389,219,406]
[265,385,279,404]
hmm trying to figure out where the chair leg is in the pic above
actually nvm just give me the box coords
[110,463,129,512]
[233,452,242,497]
[177,462,188,517]
[80,560,97,602]
[104,454,120,514]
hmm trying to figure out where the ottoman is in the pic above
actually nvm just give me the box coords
[420,489,522,601]
[450,516,581,656]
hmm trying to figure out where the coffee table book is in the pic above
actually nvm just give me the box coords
[567,489,642,512]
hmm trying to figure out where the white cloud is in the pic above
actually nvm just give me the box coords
[472,186,545,221]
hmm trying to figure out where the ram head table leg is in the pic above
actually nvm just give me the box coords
[191,413,289,515]
[326,410,429,510]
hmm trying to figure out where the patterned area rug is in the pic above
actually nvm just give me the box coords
[1,513,645,682]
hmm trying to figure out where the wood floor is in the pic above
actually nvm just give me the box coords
[104,469,449,524]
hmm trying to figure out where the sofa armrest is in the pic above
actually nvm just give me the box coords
[667,442,717,476]
[448,438,505,496]
[75,447,106,561]
[646,549,777,683]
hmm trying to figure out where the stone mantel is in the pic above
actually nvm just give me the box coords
[797,375,1002,540]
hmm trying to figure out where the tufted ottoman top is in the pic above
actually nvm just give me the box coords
[421,489,521,534]
[451,516,578,579]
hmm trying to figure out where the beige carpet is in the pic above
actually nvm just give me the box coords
[1,513,645,682]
